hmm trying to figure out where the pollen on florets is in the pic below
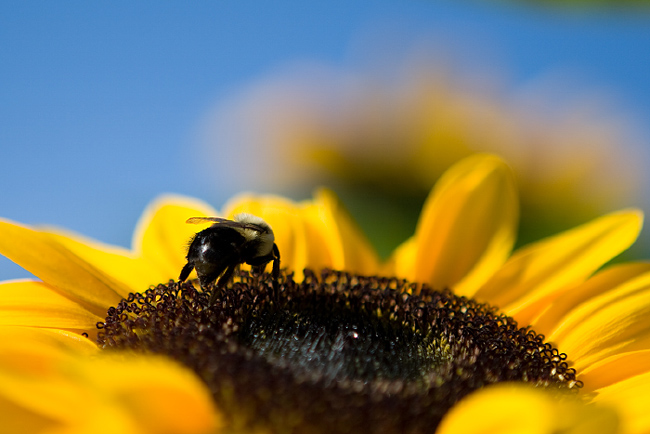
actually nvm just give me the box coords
[97,269,581,434]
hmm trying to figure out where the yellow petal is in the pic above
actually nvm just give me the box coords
[531,263,650,336]
[384,236,417,280]
[580,350,650,393]
[134,195,218,280]
[306,188,379,274]
[548,269,650,370]
[412,154,518,296]
[0,219,127,317]
[0,280,102,336]
[594,371,650,434]
[475,209,643,313]
[437,383,619,434]
[45,230,169,296]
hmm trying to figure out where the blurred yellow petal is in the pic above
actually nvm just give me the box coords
[548,270,650,370]
[0,328,99,425]
[0,280,102,335]
[580,350,650,393]
[0,219,126,317]
[0,326,98,372]
[437,383,619,434]
[594,371,650,434]
[0,327,219,434]
[76,354,221,434]
[412,154,518,296]
[531,263,650,335]
[134,195,218,280]
[0,354,94,428]
[475,210,643,313]
[0,394,60,434]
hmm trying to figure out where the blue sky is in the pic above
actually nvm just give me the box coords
[2,1,650,280]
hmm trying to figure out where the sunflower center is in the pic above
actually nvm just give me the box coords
[97,269,581,434]
[241,295,447,386]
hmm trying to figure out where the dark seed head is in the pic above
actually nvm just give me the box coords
[97,269,581,434]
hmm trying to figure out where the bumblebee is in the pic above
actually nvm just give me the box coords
[179,213,280,304]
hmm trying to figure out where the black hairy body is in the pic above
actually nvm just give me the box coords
[179,214,280,304]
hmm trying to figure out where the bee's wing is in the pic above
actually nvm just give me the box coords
[186,217,230,225]
[186,217,265,232]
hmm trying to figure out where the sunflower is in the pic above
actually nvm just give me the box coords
[202,60,646,257]
[1,154,649,434]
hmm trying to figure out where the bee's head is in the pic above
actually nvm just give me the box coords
[233,213,275,256]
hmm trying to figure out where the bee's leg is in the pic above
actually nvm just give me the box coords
[271,244,281,300]
[251,264,265,279]
[247,245,281,300]
[248,258,269,285]
[209,264,237,305]
[178,261,194,283]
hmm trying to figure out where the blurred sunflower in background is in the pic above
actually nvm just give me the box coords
[200,56,648,258]
[2,155,650,433]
